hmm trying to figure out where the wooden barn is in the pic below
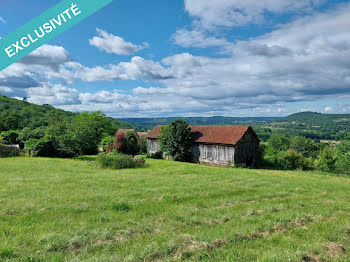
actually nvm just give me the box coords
[147,125,259,167]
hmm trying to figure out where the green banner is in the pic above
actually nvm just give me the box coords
[0,0,112,72]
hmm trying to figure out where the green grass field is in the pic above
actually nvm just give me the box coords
[1,157,350,261]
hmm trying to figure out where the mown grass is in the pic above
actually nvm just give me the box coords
[1,157,350,261]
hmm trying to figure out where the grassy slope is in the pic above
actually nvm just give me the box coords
[1,158,350,261]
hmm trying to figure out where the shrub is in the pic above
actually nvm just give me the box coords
[111,131,140,156]
[0,130,20,145]
[96,153,144,169]
[262,149,313,171]
[140,136,148,154]
[277,150,303,170]
[100,135,115,152]
[133,157,145,166]
[335,152,350,175]
[290,136,321,158]
[148,151,163,159]
[315,147,337,172]
[0,145,20,158]
[32,139,75,158]
[123,131,141,156]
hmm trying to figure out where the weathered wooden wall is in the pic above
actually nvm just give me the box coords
[147,139,159,154]
[234,129,259,166]
[191,144,235,167]
[147,127,259,167]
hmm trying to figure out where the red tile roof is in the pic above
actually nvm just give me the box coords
[147,125,252,145]
[137,132,148,138]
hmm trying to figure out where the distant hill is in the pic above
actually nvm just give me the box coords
[266,112,350,140]
[280,111,350,124]
[1,95,348,141]
[123,112,350,141]
[122,116,280,131]
[0,96,135,131]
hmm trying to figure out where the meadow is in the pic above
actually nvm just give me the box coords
[1,157,350,261]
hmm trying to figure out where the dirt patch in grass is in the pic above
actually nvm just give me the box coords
[302,254,319,262]
[322,200,334,205]
[325,242,345,256]
[248,209,265,216]
[188,238,226,252]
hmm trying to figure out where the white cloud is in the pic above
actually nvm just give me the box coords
[0,16,6,24]
[184,0,322,28]
[27,84,80,106]
[172,29,233,53]
[89,28,148,55]
[70,56,173,82]
[2,4,350,117]
[324,106,333,113]
[19,44,70,68]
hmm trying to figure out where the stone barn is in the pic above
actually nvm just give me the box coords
[147,125,259,167]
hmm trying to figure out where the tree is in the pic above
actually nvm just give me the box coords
[290,136,320,158]
[159,119,193,162]
[336,141,350,155]
[0,130,20,145]
[70,111,111,155]
[335,153,350,175]
[158,126,169,151]
[112,131,140,156]
[316,147,337,172]
[267,134,290,152]
[123,131,141,156]
[3,112,20,130]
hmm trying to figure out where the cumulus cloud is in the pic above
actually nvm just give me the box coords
[2,3,350,117]
[0,16,6,24]
[89,29,148,55]
[27,84,80,106]
[184,0,322,28]
[173,29,233,53]
[19,44,70,69]
[69,56,173,82]
[127,4,350,115]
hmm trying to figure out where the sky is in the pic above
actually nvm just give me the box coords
[0,0,350,118]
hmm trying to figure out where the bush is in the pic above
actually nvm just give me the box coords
[315,147,337,172]
[1,130,20,145]
[140,136,148,154]
[32,139,75,158]
[0,145,20,158]
[290,136,321,158]
[262,149,313,171]
[100,135,115,152]
[111,131,140,156]
[133,157,145,166]
[335,153,350,175]
[148,151,163,159]
[96,153,144,169]
[277,150,303,170]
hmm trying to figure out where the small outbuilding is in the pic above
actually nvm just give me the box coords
[147,125,259,167]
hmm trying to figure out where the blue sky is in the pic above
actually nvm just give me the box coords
[0,0,350,117]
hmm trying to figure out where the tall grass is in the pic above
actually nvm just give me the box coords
[96,153,144,169]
